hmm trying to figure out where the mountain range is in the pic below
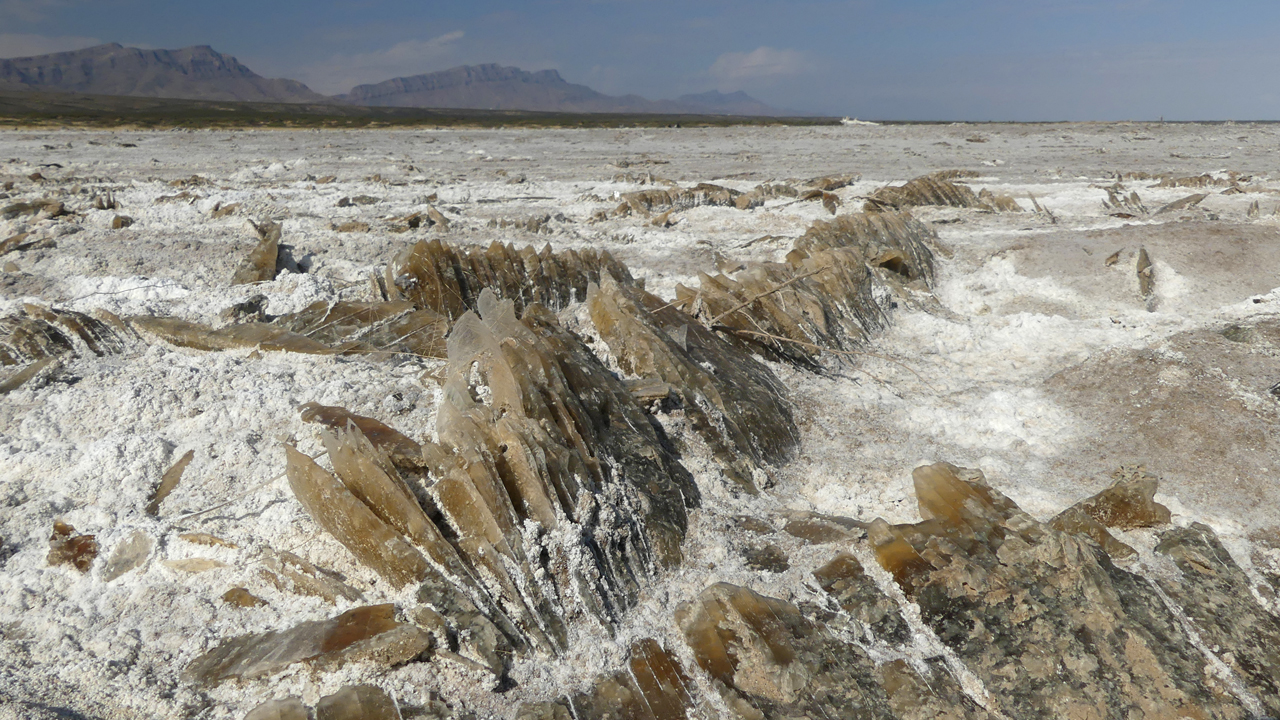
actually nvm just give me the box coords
[0,44,782,116]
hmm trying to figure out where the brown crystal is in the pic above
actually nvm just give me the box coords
[1078,466,1172,529]
[689,248,886,369]
[184,604,429,687]
[243,697,310,720]
[231,220,281,285]
[587,275,798,491]
[298,403,423,469]
[130,316,333,355]
[223,587,268,608]
[866,175,991,211]
[316,685,402,720]
[47,520,97,572]
[794,210,937,286]
[676,583,893,715]
[146,449,193,516]
[386,239,635,322]
[284,445,431,589]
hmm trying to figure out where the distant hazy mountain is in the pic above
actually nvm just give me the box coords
[0,43,328,104]
[0,45,784,115]
[340,64,783,116]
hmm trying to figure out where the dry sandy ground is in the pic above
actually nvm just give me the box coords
[1,122,1279,718]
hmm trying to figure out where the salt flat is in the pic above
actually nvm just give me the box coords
[2,123,1278,719]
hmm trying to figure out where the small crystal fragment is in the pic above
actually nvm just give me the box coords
[741,544,789,572]
[179,532,238,548]
[259,551,363,604]
[146,449,193,516]
[316,685,402,720]
[47,520,97,572]
[164,558,228,573]
[782,511,865,544]
[223,587,268,608]
[244,697,310,720]
[131,316,333,355]
[102,530,153,582]
[0,357,56,394]
[232,220,282,285]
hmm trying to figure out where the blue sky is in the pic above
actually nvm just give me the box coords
[2,0,1279,120]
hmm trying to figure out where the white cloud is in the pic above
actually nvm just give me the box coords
[708,46,811,89]
[0,32,100,59]
[286,31,466,95]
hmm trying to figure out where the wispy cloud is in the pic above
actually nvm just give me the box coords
[0,0,82,24]
[0,32,100,59]
[708,46,812,89]
[286,31,466,95]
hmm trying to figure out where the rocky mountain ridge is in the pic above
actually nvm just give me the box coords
[0,44,783,115]
[0,43,328,104]
[340,63,781,115]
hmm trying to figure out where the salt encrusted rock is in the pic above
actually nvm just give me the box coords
[867,462,1252,719]
[517,639,694,720]
[286,290,697,659]
[130,316,333,355]
[231,220,281,285]
[588,275,799,492]
[417,291,698,651]
[794,210,937,287]
[1,304,125,365]
[682,247,886,369]
[782,511,865,544]
[877,659,992,720]
[386,239,634,322]
[676,583,897,718]
[813,552,910,645]
[1155,523,1280,717]
[184,605,430,687]
[741,543,789,572]
[1048,466,1172,559]
[611,182,750,217]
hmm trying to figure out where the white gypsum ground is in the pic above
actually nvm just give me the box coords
[1,123,1278,719]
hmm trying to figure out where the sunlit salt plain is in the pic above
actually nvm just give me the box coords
[2,122,1279,718]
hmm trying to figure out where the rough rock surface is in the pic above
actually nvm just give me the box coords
[868,463,1255,719]
[588,276,799,492]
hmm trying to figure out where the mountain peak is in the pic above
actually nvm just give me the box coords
[341,63,782,115]
[0,43,328,104]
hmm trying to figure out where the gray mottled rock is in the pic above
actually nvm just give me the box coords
[1155,523,1280,717]
[868,462,1251,719]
